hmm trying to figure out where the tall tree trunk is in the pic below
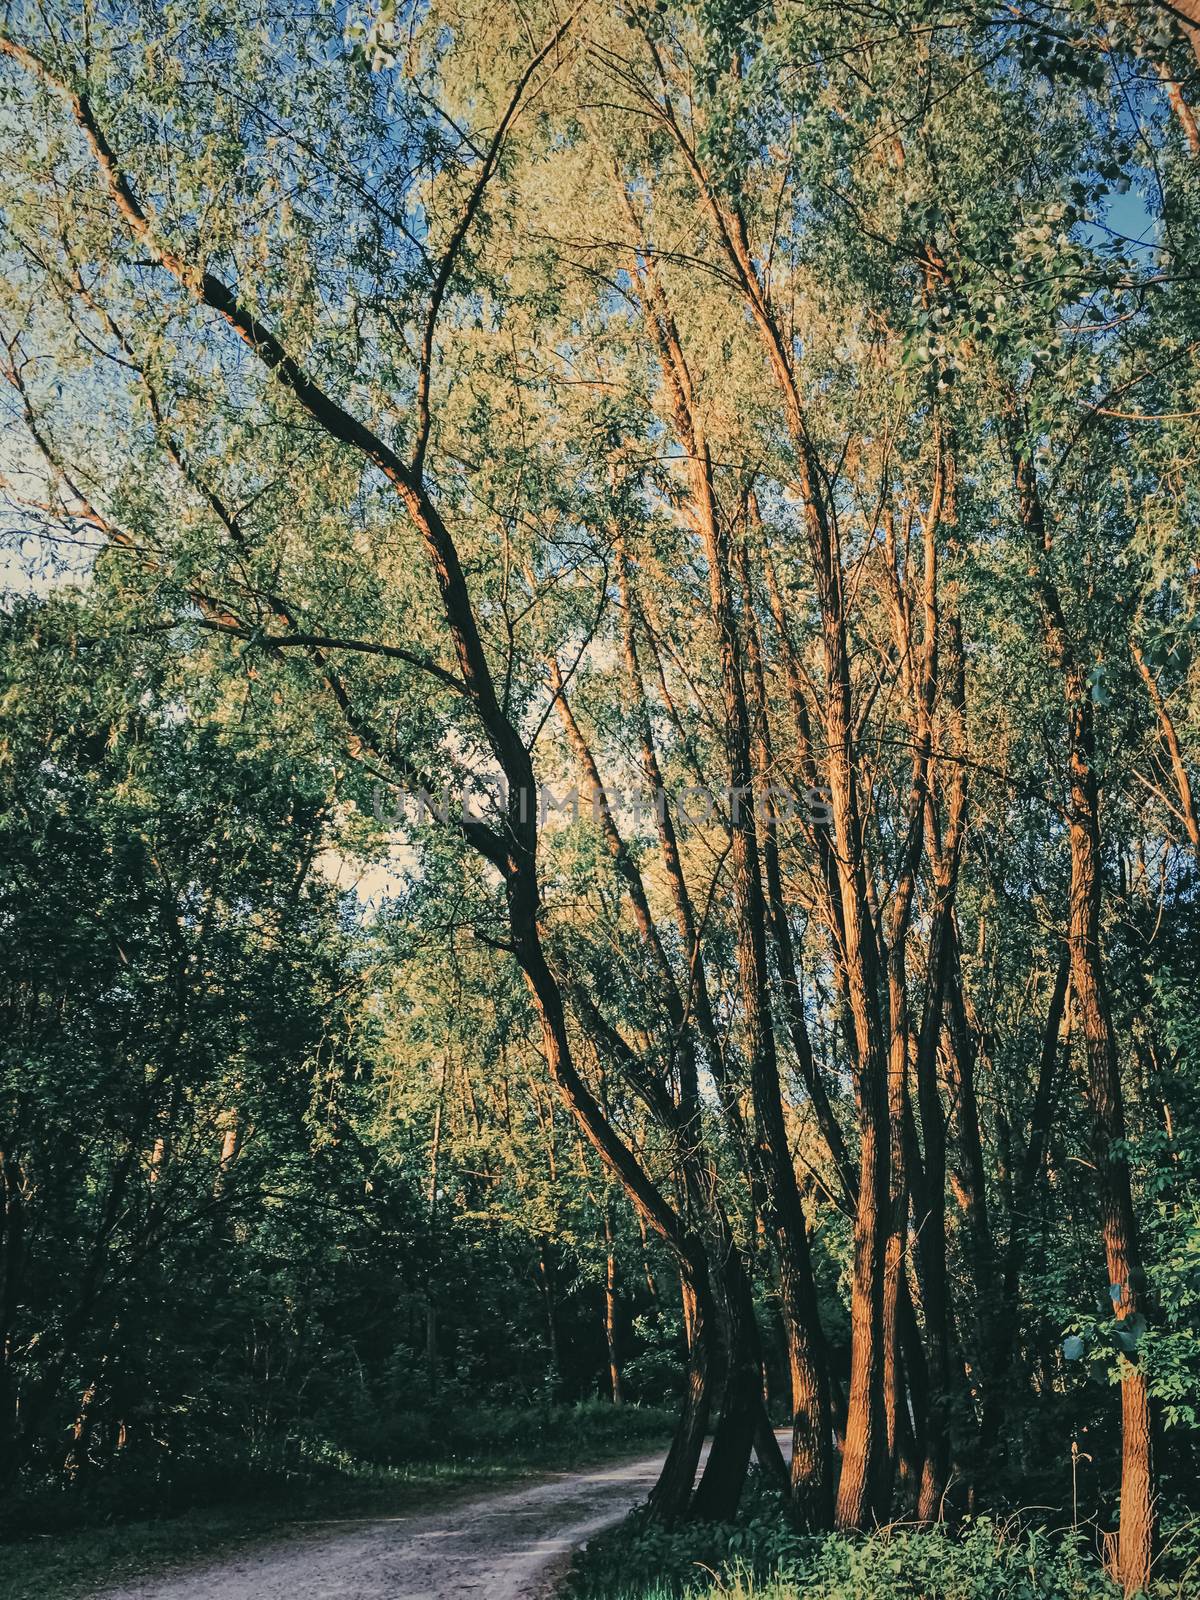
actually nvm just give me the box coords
[1132,643,1200,866]
[536,1237,562,1393]
[1155,55,1200,154]
[1069,766,1155,1596]
[0,1147,25,1471]
[733,533,856,1213]
[652,165,891,1527]
[882,947,925,1506]
[912,905,955,1521]
[978,950,1070,1471]
[1013,435,1155,1596]
[1151,2,1200,75]
[649,1275,714,1520]
[875,460,949,1506]
[603,1199,624,1405]
[943,948,999,1435]
[426,1059,447,1393]
[692,1245,764,1520]
[627,232,833,1526]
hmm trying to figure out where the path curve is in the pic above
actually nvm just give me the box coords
[92,1450,669,1600]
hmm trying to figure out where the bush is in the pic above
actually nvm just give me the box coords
[565,1480,1137,1600]
[337,1397,675,1467]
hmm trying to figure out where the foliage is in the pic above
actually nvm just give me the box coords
[566,1491,1134,1600]
[0,0,1198,1590]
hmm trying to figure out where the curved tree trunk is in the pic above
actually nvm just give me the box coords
[649,1275,716,1520]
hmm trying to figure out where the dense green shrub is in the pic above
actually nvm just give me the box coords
[565,1481,1155,1600]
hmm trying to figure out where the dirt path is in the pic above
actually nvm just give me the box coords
[91,1450,670,1600]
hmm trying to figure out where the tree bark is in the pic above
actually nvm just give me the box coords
[650,159,891,1528]
[1013,434,1155,1596]
[1132,643,1200,866]
[977,950,1070,1470]
[603,1199,624,1405]
[627,228,833,1526]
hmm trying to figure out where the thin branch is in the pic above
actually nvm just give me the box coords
[411,4,583,474]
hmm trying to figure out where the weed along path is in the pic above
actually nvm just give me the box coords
[91,1450,670,1600]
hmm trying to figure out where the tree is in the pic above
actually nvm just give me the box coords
[1,5,1198,1587]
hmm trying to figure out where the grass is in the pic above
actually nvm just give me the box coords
[0,1401,676,1600]
[564,1528,1133,1600]
[561,1476,1196,1600]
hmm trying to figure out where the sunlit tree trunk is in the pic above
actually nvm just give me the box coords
[625,231,833,1525]
[646,158,891,1526]
[1132,644,1200,866]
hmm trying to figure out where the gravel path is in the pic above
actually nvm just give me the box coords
[91,1450,670,1600]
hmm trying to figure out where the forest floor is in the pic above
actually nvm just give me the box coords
[79,1448,674,1600]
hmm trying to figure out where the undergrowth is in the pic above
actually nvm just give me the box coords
[565,1476,1198,1600]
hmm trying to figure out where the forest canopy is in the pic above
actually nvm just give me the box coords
[1,2,1199,1597]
